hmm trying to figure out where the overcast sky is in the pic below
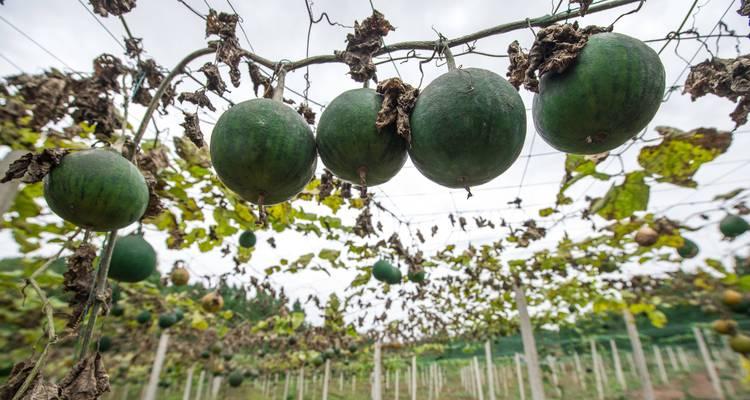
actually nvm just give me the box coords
[1,0,750,330]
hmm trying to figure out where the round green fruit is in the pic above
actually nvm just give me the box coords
[96,336,112,352]
[210,99,317,205]
[158,380,170,388]
[348,343,357,353]
[677,238,699,259]
[108,235,157,283]
[730,334,750,354]
[323,348,335,359]
[239,230,257,248]
[409,68,526,188]
[136,310,151,325]
[600,261,618,273]
[158,313,177,329]
[372,260,393,283]
[385,266,402,285]
[720,215,750,238]
[312,355,324,367]
[316,88,407,186]
[200,350,210,359]
[532,32,665,154]
[223,353,233,361]
[408,269,426,283]
[170,267,189,286]
[43,148,149,231]
[228,370,244,387]
[111,304,125,317]
[174,308,184,321]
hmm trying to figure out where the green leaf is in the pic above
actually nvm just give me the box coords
[638,127,731,187]
[538,207,556,217]
[591,171,650,220]
[556,154,611,205]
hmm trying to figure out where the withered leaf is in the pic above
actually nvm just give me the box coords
[684,55,750,127]
[4,70,71,130]
[58,353,110,400]
[297,103,316,125]
[353,205,375,238]
[0,359,35,399]
[375,77,418,143]
[177,89,216,111]
[180,112,205,148]
[506,41,530,90]
[92,54,127,92]
[89,0,136,17]
[570,0,594,15]
[205,9,239,39]
[199,62,227,95]
[64,243,97,329]
[334,10,394,82]
[1,149,68,184]
[739,0,750,17]
[205,10,243,87]
[507,22,610,92]
[124,37,143,59]
[140,172,164,220]
[247,61,272,97]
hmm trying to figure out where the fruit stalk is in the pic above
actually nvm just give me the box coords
[442,45,456,72]
[272,67,287,102]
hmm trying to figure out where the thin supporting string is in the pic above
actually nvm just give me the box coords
[75,0,127,51]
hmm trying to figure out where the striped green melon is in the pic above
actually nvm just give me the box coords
[316,88,407,186]
[108,235,157,283]
[409,68,526,188]
[43,148,149,231]
[532,32,665,154]
[210,99,317,205]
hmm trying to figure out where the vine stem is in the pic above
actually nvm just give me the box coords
[272,67,288,102]
[442,46,457,72]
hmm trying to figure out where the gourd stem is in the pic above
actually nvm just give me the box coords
[442,46,457,72]
[272,67,288,102]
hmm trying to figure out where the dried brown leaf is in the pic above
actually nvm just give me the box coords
[199,63,227,95]
[684,55,750,127]
[180,112,205,148]
[739,0,750,17]
[140,172,164,220]
[4,71,72,130]
[335,10,394,82]
[58,353,110,400]
[124,37,143,59]
[89,0,136,17]
[1,149,68,184]
[375,77,418,143]
[507,22,610,92]
[506,41,530,90]
[92,54,127,92]
[247,61,272,97]
[64,243,97,329]
[353,205,375,238]
[177,89,216,112]
[297,103,316,125]
[570,0,594,15]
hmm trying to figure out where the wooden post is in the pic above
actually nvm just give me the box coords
[693,326,725,400]
[513,284,545,400]
[484,341,496,400]
[666,346,679,372]
[282,370,290,400]
[514,353,526,400]
[609,339,626,390]
[653,346,669,384]
[373,341,383,400]
[595,350,609,387]
[339,371,344,392]
[590,340,604,400]
[386,368,390,390]
[677,347,690,371]
[195,369,206,400]
[143,332,170,400]
[499,364,508,396]
[573,351,586,389]
[298,366,305,400]
[182,364,195,400]
[395,369,400,400]
[0,150,25,216]
[473,357,484,400]
[411,356,417,400]
[322,359,331,400]
[547,356,562,397]
[623,309,655,400]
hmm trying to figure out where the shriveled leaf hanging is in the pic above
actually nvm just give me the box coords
[506,22,611,92]
[638,126,732,187]
[89,0,137,17]
[1,149,68,184]
[335,10,395,82]
[375,77,419,143]
[683,55,750,126]
[590,171,650,220]
[58,353,110,399]
[177,90,216,112]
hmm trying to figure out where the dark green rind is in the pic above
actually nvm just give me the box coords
[316,88,407,186]
[409,68,526,188]
[239,230,257,248]
[158,313,177,329]
[677,238,699,259]
[720,215,750,238]
[385,267,402,285]
[372,260,392,282]
[228,371,244,387]
[108,235,157,283]
[97,336,112,352]
[533,32,666,154]
[408,270,426,283]
[44,148,149,231]
[136,310,151,324]
[210,99,317,205]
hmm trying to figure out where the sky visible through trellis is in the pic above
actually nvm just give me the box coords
[1,0,749,329]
